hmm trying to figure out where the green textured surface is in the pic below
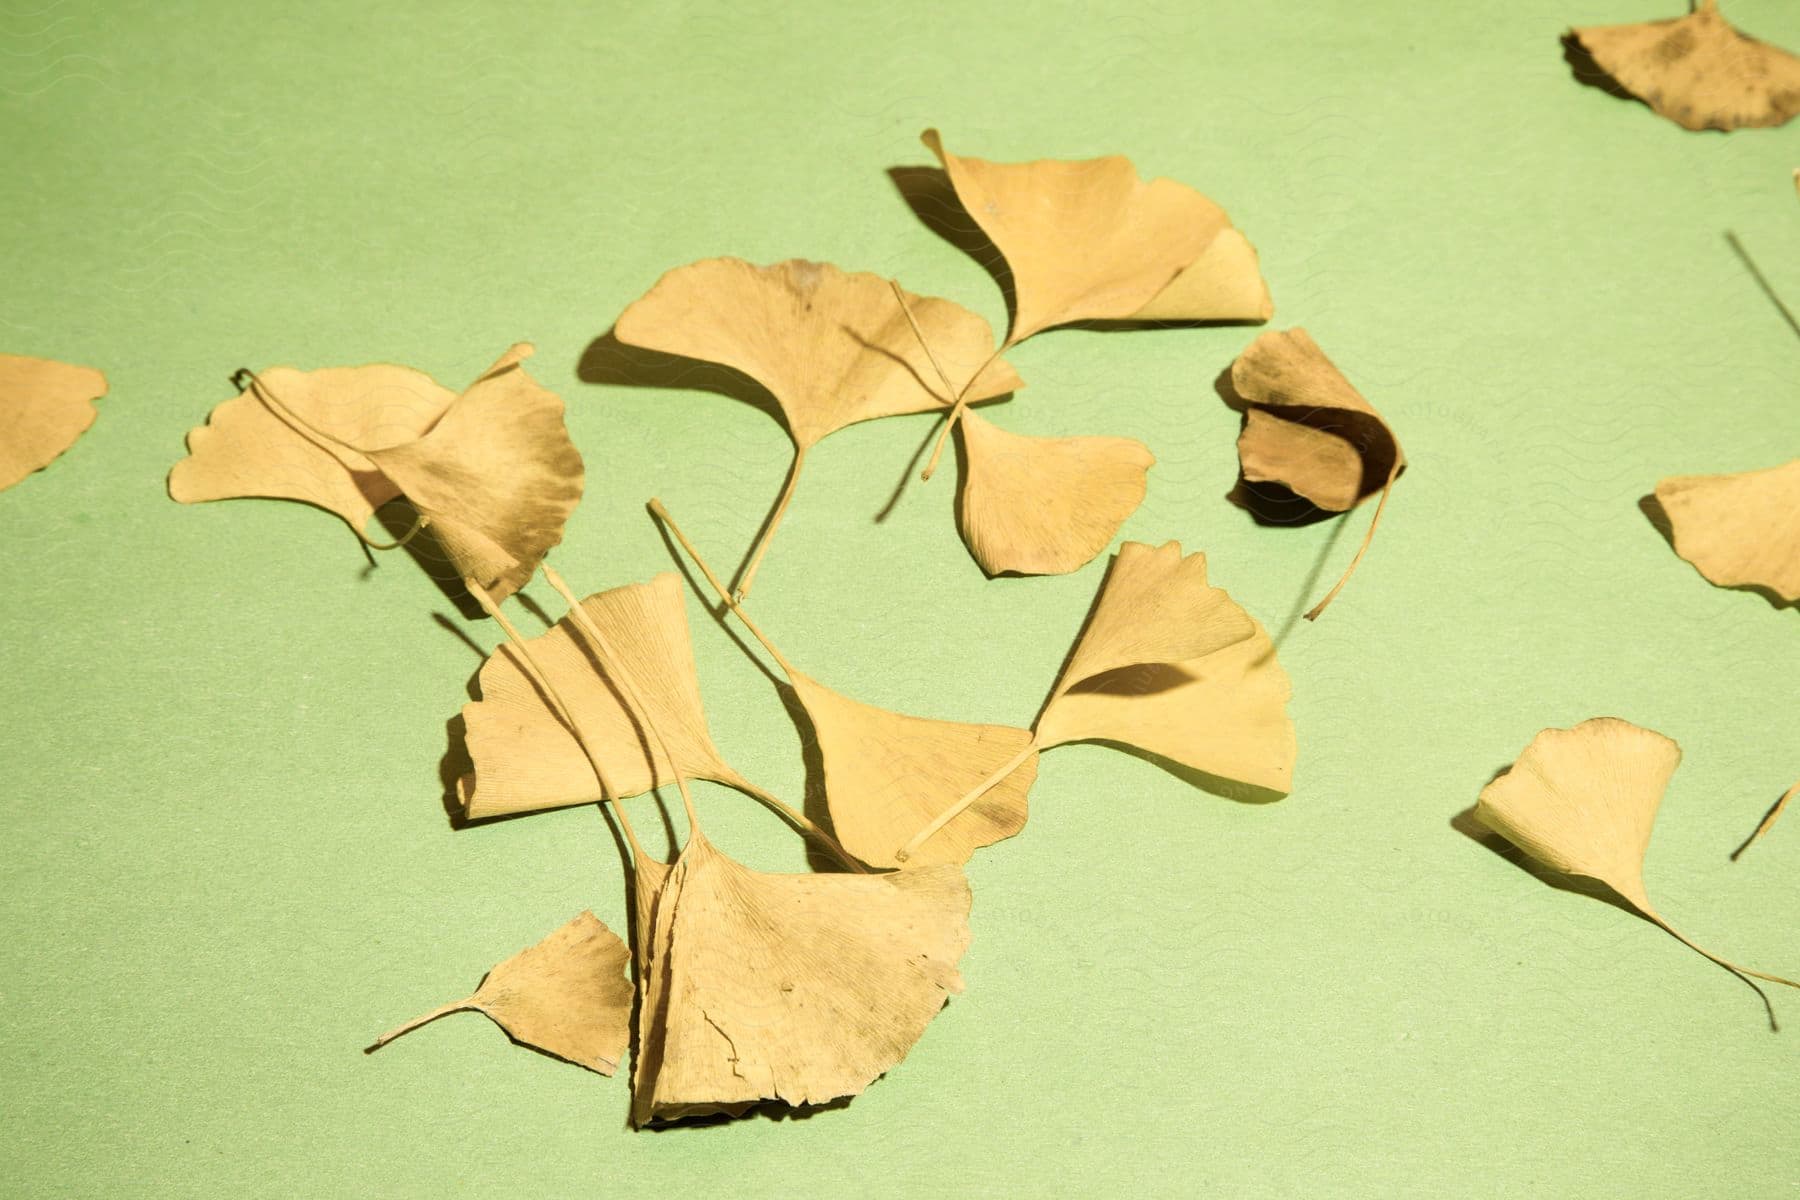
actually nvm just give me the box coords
[3,1,1798,1196]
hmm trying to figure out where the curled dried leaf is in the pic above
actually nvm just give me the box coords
[370,911,634,1075]
[1653,459,1800,602]
[921,128,1272,342]
[631,831,970,1124]
[0,354,107,491]
[955,410,1154,577]
[1572,0,1800,131]
[1477,718,1800,1020]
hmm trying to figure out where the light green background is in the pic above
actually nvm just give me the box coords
[3,1,1797,1196]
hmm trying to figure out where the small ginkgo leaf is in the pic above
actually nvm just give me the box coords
[1572,0,1800,131]
[1035,541,1294,793]
[169,363,455,538]
[955,409,1155,576]
[459,572,749,819]
[0,354,107,492]
[631,830,970,1125]
[790,672,1038,868]
[1477,718,1800,1020]
[921,129,1272,343]
[1653,459,1800,602]
[369,911,634,1075]
[362,345,584,601]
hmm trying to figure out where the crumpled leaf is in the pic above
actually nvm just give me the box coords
[1476,717,1799,1020]
[458,572,753,819]
[1653,458,1800,602]
[630,830,970,1125]
[1035,540,1293,793]
[921,128,1272,343]
[369,911,634,1075]
[612,259,1021,596]
[955,409,1154,576]
[0,354,107,492]
[1572,0,1800,131]
[170,344,582,602]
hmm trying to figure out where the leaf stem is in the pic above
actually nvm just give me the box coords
[730,777,867,873]
[366,999,473,1052]
[886,284,1008,482]
[650,498,798,678]
[895,736,1039,863]
[734,444,806,602]
[1646,910,1799,1031]
[1304,460,1402,621]
[233,367,365,473]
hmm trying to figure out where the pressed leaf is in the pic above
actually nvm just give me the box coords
[1476,718,1799,1017]
[370,911,634,1075]
[790,671,1037,868]
[955,409,1154,576]
[1653,459,1800,602]
[458,572,750,819]
[922,128,1272,342]
[1572,0,1800,131]
[631,830,970,1124]
[0,354,107,491]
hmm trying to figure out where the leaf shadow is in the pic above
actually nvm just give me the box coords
[888,165,1018,336]
[1637,493,1797,612]
[371,498,486,619]
[1560,31,1639,104]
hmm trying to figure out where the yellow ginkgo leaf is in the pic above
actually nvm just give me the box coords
[921,128,1272,343]
[1572,0,1800,131]
[955,409,1154,577]
[613,258,1021,597]
[1477,718,1800,1020]
[1653,459,1800,603]
[369,911,634,1075]
[0,354,107,492]
[631,830,970,1125]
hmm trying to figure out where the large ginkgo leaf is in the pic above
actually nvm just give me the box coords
[0,354,107,491]
[1654,459,1800,602]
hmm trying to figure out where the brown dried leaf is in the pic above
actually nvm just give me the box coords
[1573,0,1800,131]
[0,354,107,491]
[791,671,1037,868]
[458,572,749,819]
[1653,459,1800,602]
[922,129,1272,342]
[955,409,1154,576]
[631,831,970,1124]
[370,911,634,1075]
[1477,718,1799,1017]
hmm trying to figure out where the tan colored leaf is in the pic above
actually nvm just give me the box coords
[1653,459,1800,602]
[922,128,1272,342]
[0,354,107,491]
[169,363,455,537]
[370,911,634,1075]
[1476,718,1799,1016]
[631,831,969,1124]
[458,572,749,819]
[364,345,584,601]
[1573,0,1800,131]
[955,410,1154,576]
[790,671,1037,868]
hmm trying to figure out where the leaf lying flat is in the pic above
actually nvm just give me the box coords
[955,410,1154,576]
[1653,459,1800,602]
[791,672,1037,868]
[1572,0,1800,131]
[458,572,750,819]
[0,354,107,492]
[922,129,1272,342]
[370,911,634,1075]
[1476,718,1799,1019]
[631,831,970,1125]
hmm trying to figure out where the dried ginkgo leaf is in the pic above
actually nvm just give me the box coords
[171,346,582,602]
[955,409,1155,576]
[1230,328,1404,619]
[1477,718,1800,1020]
[898,540,1295,862]
[650,499,1037,868]
[1653,459,1800,602]
[459,572,752,819]
[921,129,1273,343]
[0,354,107,492]
[631,830,970,1124]
[1572,0,1800,131]
[369,911,634,1074]
[613,258,1021,597]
